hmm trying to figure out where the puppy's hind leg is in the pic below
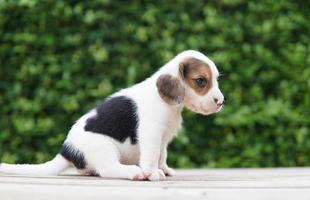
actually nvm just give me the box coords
[85,139,144,180]
[97,163,144,181]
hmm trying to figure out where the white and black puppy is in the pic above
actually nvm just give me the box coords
[0,50,224,181]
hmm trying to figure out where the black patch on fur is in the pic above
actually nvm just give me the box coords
[84,96,139,144]
[60,143,86,169]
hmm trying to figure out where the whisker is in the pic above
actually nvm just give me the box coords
[218,72,225,77]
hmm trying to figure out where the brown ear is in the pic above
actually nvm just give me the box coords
[156,74,185,105]
[179,62,186,80]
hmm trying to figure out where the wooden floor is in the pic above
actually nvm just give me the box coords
[1,168,310,200]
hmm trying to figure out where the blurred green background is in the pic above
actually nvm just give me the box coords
[0,0,309,168]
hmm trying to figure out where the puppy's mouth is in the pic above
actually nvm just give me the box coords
[187,103,223,115]
[215,104,223,112]
[200,104,223,115]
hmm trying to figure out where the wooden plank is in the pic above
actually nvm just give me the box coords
[1,168,310,200]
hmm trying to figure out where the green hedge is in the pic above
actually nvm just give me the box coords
[0,0,309,168]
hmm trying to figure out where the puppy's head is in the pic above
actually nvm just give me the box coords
[157,51,224,115]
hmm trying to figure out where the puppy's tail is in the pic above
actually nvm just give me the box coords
[0,154,70,176]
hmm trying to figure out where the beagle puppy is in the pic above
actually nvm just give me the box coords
[0,50,224,181]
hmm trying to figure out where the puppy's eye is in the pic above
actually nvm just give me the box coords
[194,78,206,87]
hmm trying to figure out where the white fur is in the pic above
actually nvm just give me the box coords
[0,155,68,175]
[0,50,224,181]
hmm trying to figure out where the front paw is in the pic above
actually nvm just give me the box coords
[160,165,175,176]
[143,168,166,181]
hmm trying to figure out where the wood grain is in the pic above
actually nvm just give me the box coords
[1,168,310,200]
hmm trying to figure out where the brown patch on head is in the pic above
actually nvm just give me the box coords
[179,58,212,96]
[156,74,185,105]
